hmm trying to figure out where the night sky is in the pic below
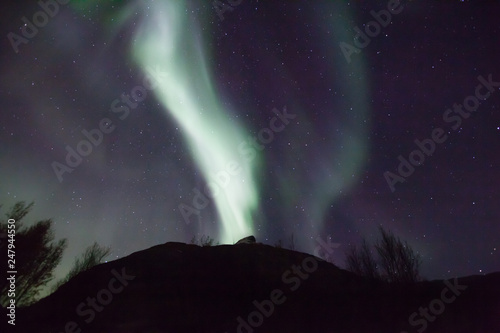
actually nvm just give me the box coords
[1,0,499,287]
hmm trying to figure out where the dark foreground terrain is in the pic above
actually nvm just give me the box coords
[2,242,499,332]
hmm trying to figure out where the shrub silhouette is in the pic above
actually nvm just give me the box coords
[346,226,421,284]
[346,238,380,281]
[190,235,218,246]
[51,242,111,292]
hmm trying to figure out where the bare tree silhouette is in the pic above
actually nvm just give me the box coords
[345,226,421,284]
[51,242,111,292]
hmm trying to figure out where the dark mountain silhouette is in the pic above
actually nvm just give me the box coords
[3,241,499,332]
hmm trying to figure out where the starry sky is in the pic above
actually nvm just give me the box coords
[0,0,499,285]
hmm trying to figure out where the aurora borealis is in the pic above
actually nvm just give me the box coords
[131,0,261,244]
[1,0,499,285]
